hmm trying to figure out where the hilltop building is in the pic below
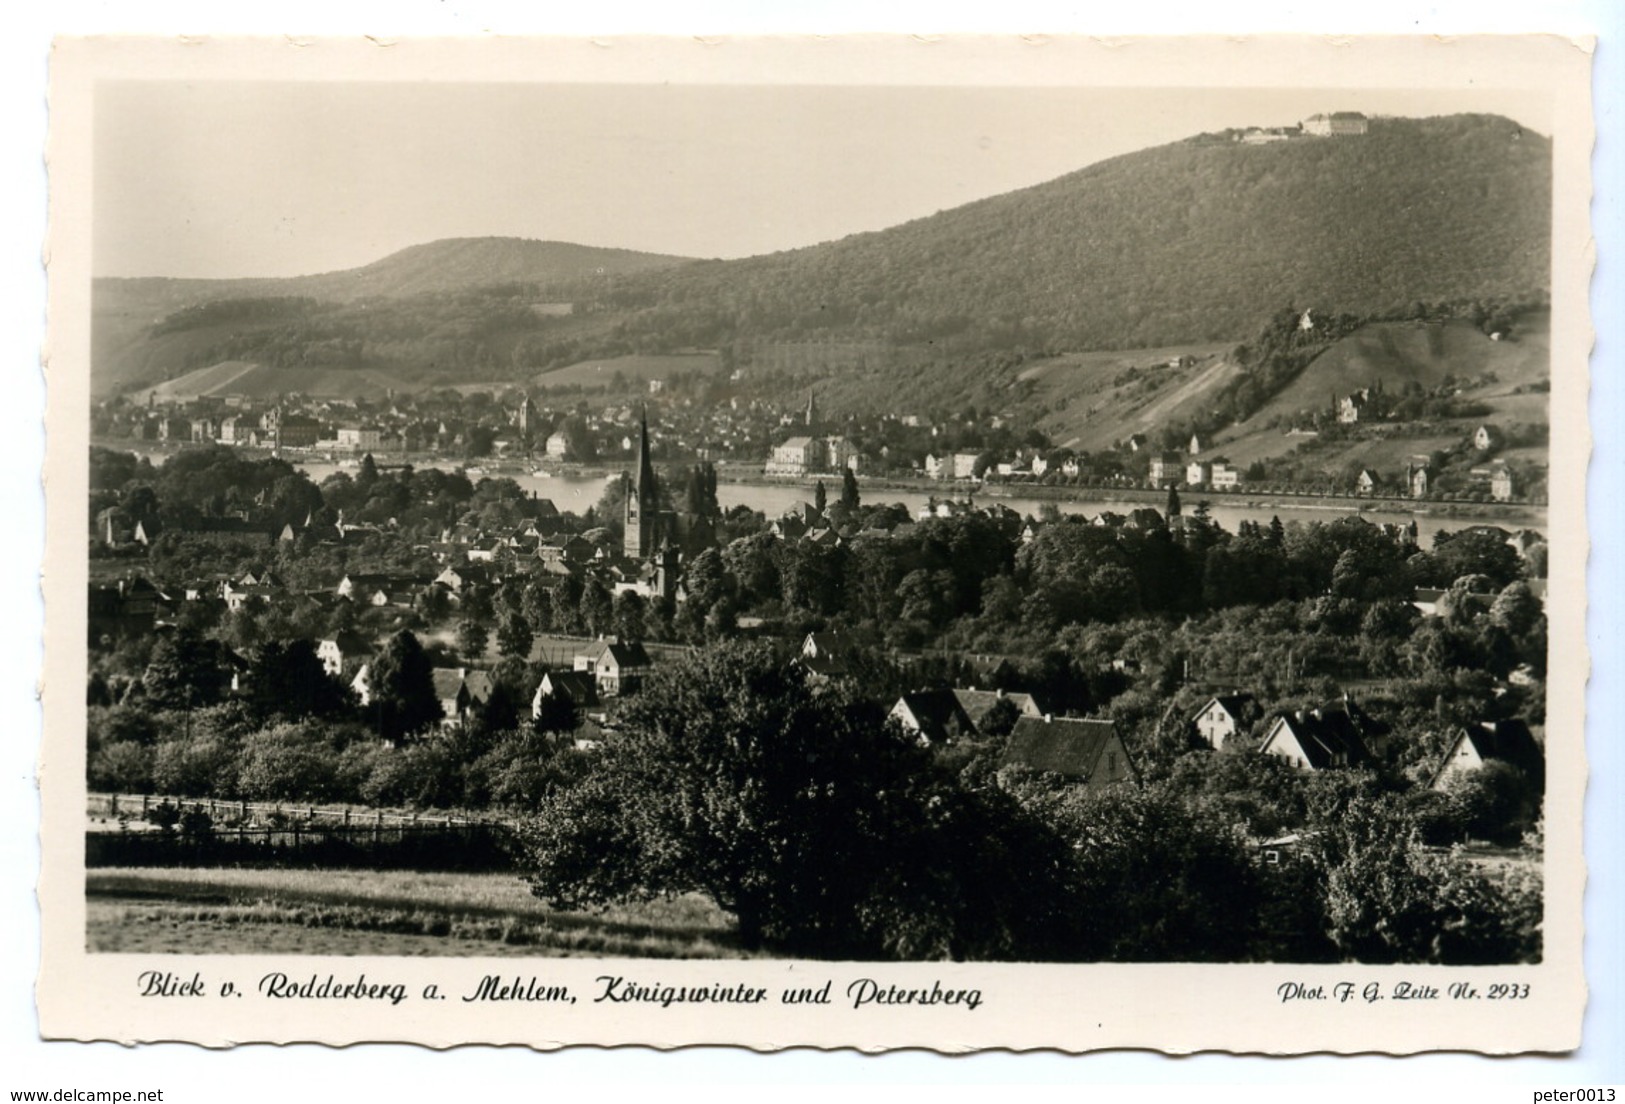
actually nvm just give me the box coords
[1302,111,1370,137]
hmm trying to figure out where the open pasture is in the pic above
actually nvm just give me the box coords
[87,867,748,958]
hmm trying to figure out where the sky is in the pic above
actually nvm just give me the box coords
[93,82,1554,279]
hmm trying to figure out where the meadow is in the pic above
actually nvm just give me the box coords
[87,867,748,958]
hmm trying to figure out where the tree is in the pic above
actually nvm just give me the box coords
[514,641,1073,958]
[1431,529,1523,589]
[813,480,828,515]
[495,613,535,660]
[248,638,349,721]
[977,696,1022,739]
[680,547,734,618]
[1444,761,1538,845]
[236,722,340,801]
[141,629,228,712]
[1488,580,1543,638]
[532,687,582,737]
[478,679,523,737]
[578,578,614,637]
[367,631,443,742]
[1309,793,1536,964]
[1013,780,1266,962]
[840,467,861,512]
[457,619,491,663]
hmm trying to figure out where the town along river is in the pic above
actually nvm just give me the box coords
[291,459,1545,546]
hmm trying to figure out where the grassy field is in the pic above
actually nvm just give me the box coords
[87,868,749,958]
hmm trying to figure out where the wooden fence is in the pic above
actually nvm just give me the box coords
[86,794,519,872]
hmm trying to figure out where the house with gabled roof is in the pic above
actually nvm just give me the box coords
[889,689,976,746]
[1191,692,1260,750]
[531,670,599,719]
[1259,700,1373,770]
[1428,720,1543,791]
[435,564,492,594]
[1000,715,1138,790]
[317,631,372,677]
[222,581,278,613]
[952,688,1044,734]
[432,667,493,725]
[795,631,851,681]
[573,638,652,696]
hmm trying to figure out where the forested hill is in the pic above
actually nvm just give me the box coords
[587,114,1550,354]
[284,238,696,300]
[94,239,697,394]
[99,238,694,312]
[94,115,1550,397]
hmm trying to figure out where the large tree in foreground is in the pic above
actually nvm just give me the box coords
[515,641,1071,959]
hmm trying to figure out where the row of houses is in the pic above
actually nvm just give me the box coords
[346,637,654,735]
[1375,457,1517,502]
[1190,692,1541,789]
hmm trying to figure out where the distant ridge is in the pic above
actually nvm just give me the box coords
[100,237,694,304]
[285,237,696,299]
[94,238,696,394]
[94,114,1550,399]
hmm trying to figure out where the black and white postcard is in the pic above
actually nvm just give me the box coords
[38,33,1594,1052]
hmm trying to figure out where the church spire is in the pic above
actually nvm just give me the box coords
[624,404,659,559]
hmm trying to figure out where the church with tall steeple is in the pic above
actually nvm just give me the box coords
[623,406,662,560]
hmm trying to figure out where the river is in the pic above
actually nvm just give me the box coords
[288,458,1545,545]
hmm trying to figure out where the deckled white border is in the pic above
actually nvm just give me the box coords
[9,15,1612,1086]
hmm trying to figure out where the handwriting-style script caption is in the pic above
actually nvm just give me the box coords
[135,971,984,1011]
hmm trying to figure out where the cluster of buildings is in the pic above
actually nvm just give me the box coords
[96,386,799,468]
[1141,422,1521,501]
[346,635,654,743]
[1230,111,1371,144]
[1189,689,1541,792]
[1146,434,1241,491]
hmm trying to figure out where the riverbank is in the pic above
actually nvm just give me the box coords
[100,440,1546,532]
[716,465,1547,529]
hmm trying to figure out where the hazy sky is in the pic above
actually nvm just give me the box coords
[93,82,1552,278]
